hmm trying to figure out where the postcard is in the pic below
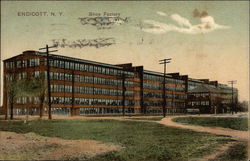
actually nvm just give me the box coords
[0,1,249,161]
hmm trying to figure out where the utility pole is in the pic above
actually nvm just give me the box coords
[172,79,176,115]
[122,73,126,116]
[159,58,171,117]
[228,80,237,115]
[39,45,58,119]
[0,52,1,111]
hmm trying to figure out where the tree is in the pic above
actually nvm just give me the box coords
[237,101,248,112]
[34,73,47,118]
[6,79,25,120]
[5,72,47,120]
[25,72,47,118]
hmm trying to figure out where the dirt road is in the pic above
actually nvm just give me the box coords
[157,115,248,141]
[0,131,121,160]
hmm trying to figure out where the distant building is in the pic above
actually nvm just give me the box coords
[2,50,238,116]
[187,81,238,114]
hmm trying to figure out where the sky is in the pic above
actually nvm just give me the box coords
[0,1,249,104]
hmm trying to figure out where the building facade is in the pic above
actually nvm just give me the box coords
[187,79,238,114]
[3,50,238,116]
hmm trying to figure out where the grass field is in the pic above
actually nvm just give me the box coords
[0,119,233,161]
[173,117,248,131]
[211,142,248,161]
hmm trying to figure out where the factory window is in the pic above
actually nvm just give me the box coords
[85,64,89,71]
[5,62,9,69]
[89,65,93,72]
[70,62,74,70]
[79,75,84,82]
[22,60,27,67]
[59,61,64,68]
[58,73,64,80]
[101,68,106,74]
[29,58,40,67]
[9,62,15,68]
[17,61,22,68]
[55,73,60,80]
[34,97,39,104]
[65,73,72,81]
[75,63,80,70]
[110,69,114,75]
[65,61,70,69]
[94,66,98,73]
[114,69,118,76]
[74,75,80,82]
[80,64,85,71]
[34,71,40,78]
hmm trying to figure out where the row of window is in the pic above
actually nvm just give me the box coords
[143,83,161,90]
[50,84,134,96]
[80,108,135,115]
[51,84,73,93]
[143,83,185,91]
[50,72,73,81]
[143,74,185,84]
[11,107,186,116]
[13,107,135,115]
[189,93,210,97]
[51,108,70,115]
[51,97,135,106]
[143,101,185,107]
[5,59,40,69]
[188,101,210,106]
[143,92,186,99]
[6,58,135,78]
[16,97,39,104]
[143,92,162,98]
[13,107,71,116]
[6,71,41,81]
[188,81,203,91]
[49,59,135,77]
[144,108,186,114]
[49,72,135,87]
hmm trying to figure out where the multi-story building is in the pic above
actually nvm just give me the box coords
[2,50,238,116]
[3,51,139,116]
[218,83,238,105]
[186,79,238,113]
[141,71,187,114]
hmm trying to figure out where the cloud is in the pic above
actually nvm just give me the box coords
[142,20,177,34]
[142,12,229,35]
[156,11,167,16]
[171,14,192,28]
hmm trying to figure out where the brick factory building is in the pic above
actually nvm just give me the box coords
[2,50,238,116]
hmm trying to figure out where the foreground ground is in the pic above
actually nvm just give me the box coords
[0,131,120,160]
[159,115,248,141]
[0,118,233,161]
[158,115,248,161]
[0,114,248,161]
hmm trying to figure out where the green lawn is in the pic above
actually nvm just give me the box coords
[211,142,248,161]
[0,119,233,161]
[125,117,163,121]
[173,117,248,131]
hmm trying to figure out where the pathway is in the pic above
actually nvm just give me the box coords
[157,115,248,141]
